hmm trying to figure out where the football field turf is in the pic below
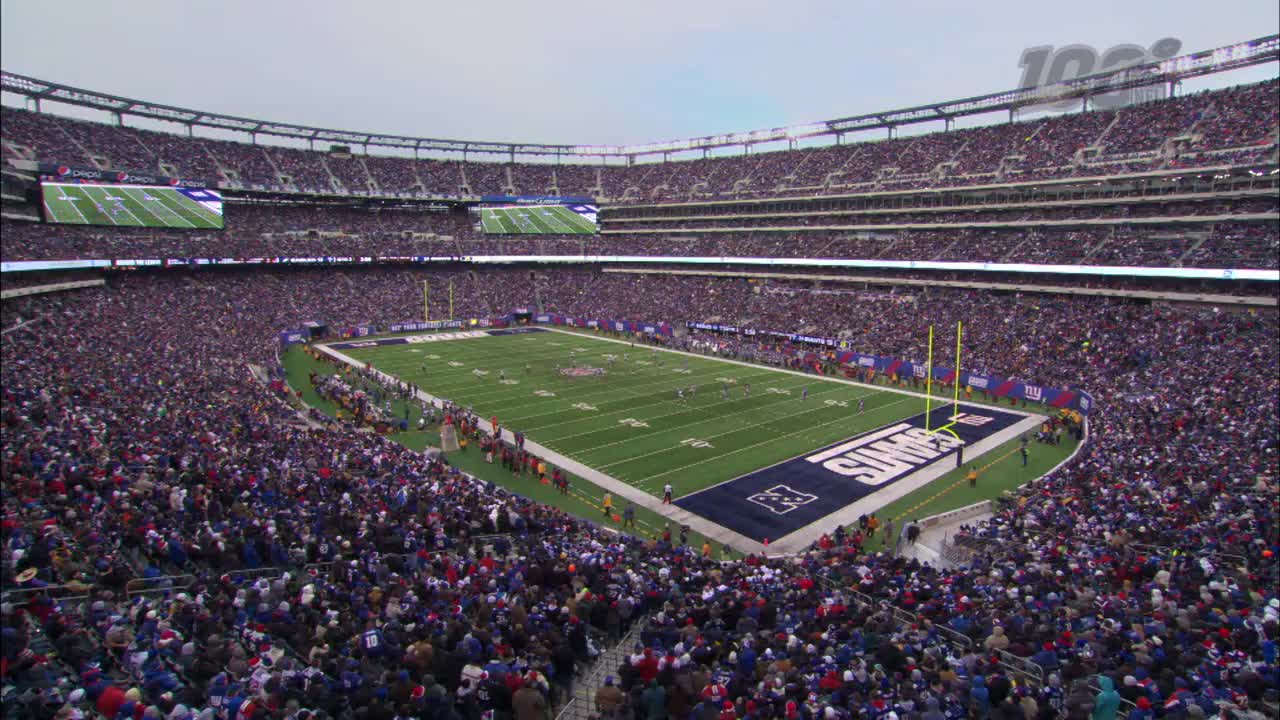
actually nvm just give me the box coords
[334,329,984,500]
[479,205,596,234]
[41,183,224,228]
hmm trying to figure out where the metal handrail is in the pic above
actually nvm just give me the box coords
[124,574,197,596]
[935,623,973,651]
[219,566,293,583]
[1129,542,1247,568]
[0,582,95,602]
[818,573,972,657]
[1087,679,1139,716]
[995,648,1044,686]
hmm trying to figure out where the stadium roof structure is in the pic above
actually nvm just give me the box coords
[2,34,1276,160]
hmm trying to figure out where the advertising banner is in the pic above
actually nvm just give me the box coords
[389,319,464,333]
[535,313,672,337]
[689,321,1093,413]
[480,194,594,204]
[38,162,208,189]
[278,329,306,346]
[339,325,376,339]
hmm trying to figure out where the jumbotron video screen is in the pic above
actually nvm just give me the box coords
[478,203,597,234]
[41,182,225,229]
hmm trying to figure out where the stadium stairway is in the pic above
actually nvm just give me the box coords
[554,614,649,720]
[894,536,946,567]
[1178,228,1213,265]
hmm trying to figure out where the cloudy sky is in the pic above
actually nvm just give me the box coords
[1,0,1276,148]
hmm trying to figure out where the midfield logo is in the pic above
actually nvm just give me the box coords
[747,485,819,515]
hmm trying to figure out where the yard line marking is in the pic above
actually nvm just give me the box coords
[638,394,915,486]
[122,187,195,227]
[86,186,148,226]
[63,188,95,223]
[348,333,901,469]
[156,186,223,227]
[548,381,861,448]
[42,198,66,223]
[373,339,772,415]
[510,372,781,426]
[75,186,125,226]
[43,189,86,224]
[545,327,1040,419]
[594,388,893,471]
[149,187,215,227]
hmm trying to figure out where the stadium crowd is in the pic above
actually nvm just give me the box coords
[2,215,1276,270]
[2,266,1277,720]
[2,62,1278,720]
[3,79,1276,202]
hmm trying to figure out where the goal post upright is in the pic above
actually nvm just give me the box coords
[951,320,963,421]
[924,324,935,433]
[925,321,964,443]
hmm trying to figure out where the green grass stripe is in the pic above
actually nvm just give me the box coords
[151,186,223,228]
[283,346,740,559]
[114,187,176,226]
[351,338,801,440]
[478,205,594,235]
[537,206,579,234]
[871,433,1078,526]
[75,185,133,226]
[90,185,161,226]
[337,330,945,499]
[551,205,596,233]
[41,187,83,223]
[574,389,903,469]
[122,187,196,228]
[317,327,1068,546]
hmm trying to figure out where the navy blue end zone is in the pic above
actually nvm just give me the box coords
[674,405,1027,543]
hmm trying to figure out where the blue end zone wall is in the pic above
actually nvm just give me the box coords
[674,404,1027,543]
[485,328,548,337]
[327,327,546,349]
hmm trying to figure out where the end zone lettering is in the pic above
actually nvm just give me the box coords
[805,424,963,485]
[404,331,489,343]
[675,404,1028,543]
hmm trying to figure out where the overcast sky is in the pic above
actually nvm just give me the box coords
[2,0,1276,148]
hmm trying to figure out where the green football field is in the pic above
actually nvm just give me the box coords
[335,329,944,499]
[479,204,596,234]
[41,182,224,228]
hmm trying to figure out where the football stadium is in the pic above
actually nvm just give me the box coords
[1,4,1278,719]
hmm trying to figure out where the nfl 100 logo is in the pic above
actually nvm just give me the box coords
[1018,38,1182,111]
